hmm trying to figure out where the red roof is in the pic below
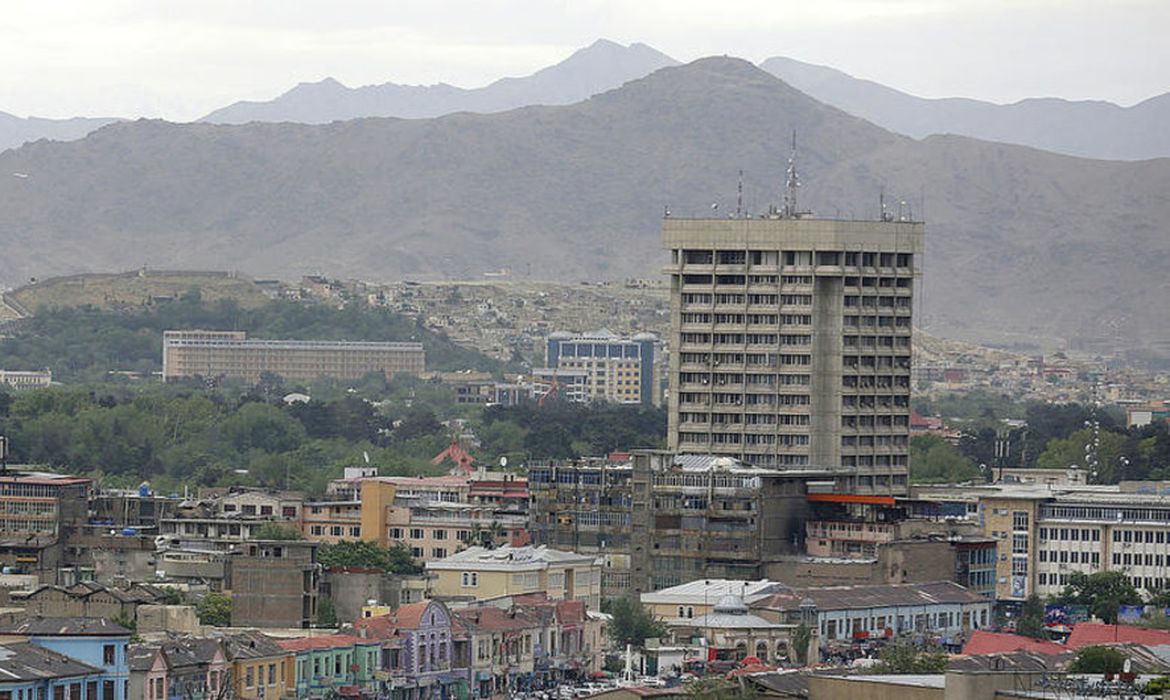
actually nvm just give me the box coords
[961,630,1067,656]
[278,634,366,652]
[1067,623,1170,648]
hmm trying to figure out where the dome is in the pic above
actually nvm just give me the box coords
[713,595,749,615]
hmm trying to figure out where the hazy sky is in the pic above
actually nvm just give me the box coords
[3,0,1166,121]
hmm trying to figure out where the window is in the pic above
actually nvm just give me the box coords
[410,528,424,539]
[268,663,276,685]
[461,572,479,588]
[432,547,447,558]
[103,644,116,665]
[246,667,255,688]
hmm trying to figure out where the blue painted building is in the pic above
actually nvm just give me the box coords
[0,642,106,700]
[1,618,131,700]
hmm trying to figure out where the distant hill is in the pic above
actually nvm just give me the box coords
[202,39,680,124]
[1,58,1168,359]
[761,56,1170,161]
[0,111,120,154]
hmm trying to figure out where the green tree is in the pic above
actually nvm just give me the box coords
[910,434,982,483]
[1068,646,1127,674]
[254,523,305,540]
[792,623,813,665]
[871,639,948,674]
[160,586,184,605]
[318,540,423,575]
[605,596,666,650]
[317,598,338,628]
[1017,594,1048,640]
[196,592,232,627]
[1055,571,1141,624]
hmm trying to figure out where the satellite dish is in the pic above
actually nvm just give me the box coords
[499,457,508,468]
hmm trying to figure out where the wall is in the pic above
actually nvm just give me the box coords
[808,675,942,700]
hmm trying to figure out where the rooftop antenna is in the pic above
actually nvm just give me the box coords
[663,205,671,218]
[736,169,744,219]
[880,189,894,222]
[782,131,804,219]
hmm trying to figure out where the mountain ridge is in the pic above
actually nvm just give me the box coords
[760,55,1170,160]
[201,39,680,124]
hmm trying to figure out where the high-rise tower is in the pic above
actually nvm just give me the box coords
[662,216,924,495]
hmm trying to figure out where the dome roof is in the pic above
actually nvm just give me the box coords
[713,595,749,615]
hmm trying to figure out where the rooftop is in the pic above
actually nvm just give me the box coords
[0,617,131,637]
[641,579,787,606]
[753,581,987,613]
[425,545,597,572]
[0,642,102,681]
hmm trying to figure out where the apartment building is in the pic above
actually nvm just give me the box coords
[387,501,527,563]
[426,545,603,610]
[161,329,425,383]
[230,539,320,629]
[544,330,659,405]
[662,216,923,493]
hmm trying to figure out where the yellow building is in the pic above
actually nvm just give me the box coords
[359,479,397,548]
[977,493,1045,601]
[223,631,296,700]
[425,545,603,610]
[302,500,364,544]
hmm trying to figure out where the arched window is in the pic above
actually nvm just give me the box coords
[755,641,769,662]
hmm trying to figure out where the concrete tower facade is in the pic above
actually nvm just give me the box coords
[662,217,924,494]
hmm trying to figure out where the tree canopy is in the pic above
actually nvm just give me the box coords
[1054,571,1142,624]
[605,596,666,650]
[317,540,423,575]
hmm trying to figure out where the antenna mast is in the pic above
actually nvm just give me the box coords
[736,169,744,219]
[783,131,801,219]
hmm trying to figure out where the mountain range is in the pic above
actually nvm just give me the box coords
[5,40,1167,162]
[759,57,1170,161]
[201,39,680,124]
[0,111,119,155]
[1,58,1167,358]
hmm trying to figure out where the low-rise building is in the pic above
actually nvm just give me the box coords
[229,539,320,629]
[223,631,296,700]
[0,642,106,700]
[426,545,603,610]
[280,633,380,699]
[0,617,131,700]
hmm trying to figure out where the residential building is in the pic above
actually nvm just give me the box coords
[278,632,379,697]
[0,642,107,700]
[158,488,303,542]
[662,215,923,492]
[426,545,603,610]
[161,329,425,383]
[0,617,131,700]
[528,458,635,598]
[0,369,52,391]
[544,329,658,405]
[13,581,167,621]
[223,631,296,700]
[387,501,527,563]
[531,452,846,598]
[352,600,470,699]
[302,499,364,543]
[229,539,320,629]
[0,472,91,581]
